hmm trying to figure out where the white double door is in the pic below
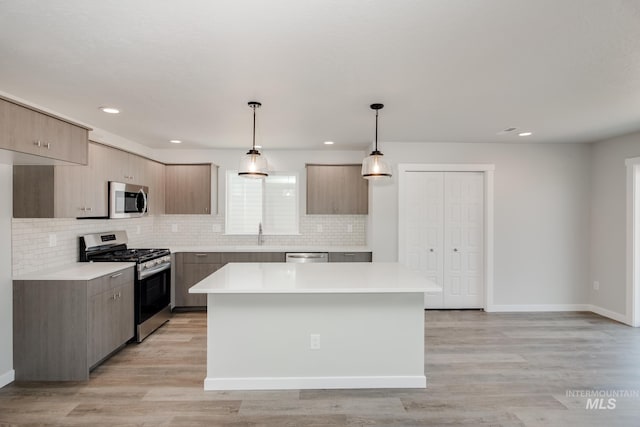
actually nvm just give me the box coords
[401,171,485,309]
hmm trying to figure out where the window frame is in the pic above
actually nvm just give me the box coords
[225,170,300,236]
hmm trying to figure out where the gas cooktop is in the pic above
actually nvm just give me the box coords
[88,248,171,263]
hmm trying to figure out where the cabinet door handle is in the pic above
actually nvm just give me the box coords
[453,248,459,252]
[85,207,92,212]
[343,253,355,256]
[44,142,51,149]
[195,254,207,257]
[117,292,122,298]
[111,294,117,300]
[79,207,86,211]
[33,140,42,147]
[110,272,123,278]
[429,248,434,252]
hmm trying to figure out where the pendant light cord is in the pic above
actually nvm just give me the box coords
[252,105,257,151]
[375,109,379,152]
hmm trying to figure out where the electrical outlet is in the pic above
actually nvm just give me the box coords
[171,224,178,233]
[593,281,600,291]
[316,224,323,233]
[310,334,321,350]
[347,224,353,233]
[48,233,57,247]
[212,223,222,233]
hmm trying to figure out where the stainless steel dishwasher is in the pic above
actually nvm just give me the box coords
[285,252,329,263]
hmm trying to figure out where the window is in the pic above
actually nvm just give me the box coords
[225,171,299,235]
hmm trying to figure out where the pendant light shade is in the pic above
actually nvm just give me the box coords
[239,101,268,178]
[362,103,392,179]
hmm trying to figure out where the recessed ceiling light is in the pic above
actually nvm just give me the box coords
[518,132,533,137]
[169,140,182,144]
[99,106,120,114]
[324,141,335,145]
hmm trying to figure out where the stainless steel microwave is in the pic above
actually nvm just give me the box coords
[109,182,148,218]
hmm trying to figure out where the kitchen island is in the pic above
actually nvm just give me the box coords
[189,262,440,391]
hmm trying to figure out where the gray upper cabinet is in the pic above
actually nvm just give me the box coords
[0,96,89,165]
[53,142,109,218]
[14,143,110,218]
[105,147,148,185]
[165,164,212,215]
[13,142,167,218]
[306,164,368,215]
[147,159,166,215]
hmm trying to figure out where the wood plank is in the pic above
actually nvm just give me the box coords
[2,310,640,426]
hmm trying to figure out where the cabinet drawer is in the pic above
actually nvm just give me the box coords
[88,267,134,297]
[182,252,223,264]
[328,252,372,262]
[221,252,285,263]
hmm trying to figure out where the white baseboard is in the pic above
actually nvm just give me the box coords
[0,369,14,388]
[588,305,629,325]
[204,375,426,391]
[484,304,632,326]
[486,304,590,312]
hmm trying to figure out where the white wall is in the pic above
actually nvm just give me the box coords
[370,142,592,306]
[590,131,640,316]
[0,164,14,386]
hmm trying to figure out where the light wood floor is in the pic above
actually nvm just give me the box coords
[1,311,639,426]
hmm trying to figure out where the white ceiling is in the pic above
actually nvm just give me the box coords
[1,0,639,150]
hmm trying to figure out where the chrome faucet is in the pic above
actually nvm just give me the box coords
[258,222,264,245]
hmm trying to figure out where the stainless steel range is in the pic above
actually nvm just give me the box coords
[80,230,171,342]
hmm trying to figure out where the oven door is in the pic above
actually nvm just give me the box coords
[135,266,171,328]
[109,182,148,218]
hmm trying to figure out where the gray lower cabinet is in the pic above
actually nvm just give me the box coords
[221,252,285,263]
[13,267,134,381]
[175,253,224,308]
[328,252,372,262]
[174,252,286,309]
[88,278,135,367]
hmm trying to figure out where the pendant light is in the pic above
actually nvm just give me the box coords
[362,103,392,179]
[239,101,268,178]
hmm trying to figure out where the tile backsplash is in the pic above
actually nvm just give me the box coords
[12,215,367,276]
[12,217,155,277]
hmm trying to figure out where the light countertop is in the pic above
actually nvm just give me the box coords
[189,262,440,294]
[13,262,135,281]
[167,245,371,253]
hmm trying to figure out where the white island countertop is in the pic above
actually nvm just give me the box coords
[13,262,136,281]
[189,262,440,294]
